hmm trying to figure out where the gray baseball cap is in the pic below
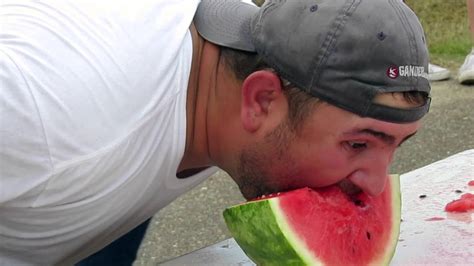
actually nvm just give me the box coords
[194,0,431,123]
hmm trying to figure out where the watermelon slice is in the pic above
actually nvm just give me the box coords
[223,175,401,265]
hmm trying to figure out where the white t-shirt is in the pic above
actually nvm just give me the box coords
[0,0,218,264]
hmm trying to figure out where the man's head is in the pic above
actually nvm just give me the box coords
[194,0,430,199]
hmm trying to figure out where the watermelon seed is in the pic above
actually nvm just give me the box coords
[354,199,365,207]
[366,231,371,240]
[455,190,463,193]
[419,194,427,199]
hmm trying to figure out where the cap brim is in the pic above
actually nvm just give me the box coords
[194,0,258,52]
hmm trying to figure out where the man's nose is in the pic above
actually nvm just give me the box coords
[348,154,392,196]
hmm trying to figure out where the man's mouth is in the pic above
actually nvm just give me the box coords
[337,179,363,198]
[250,179,363,203]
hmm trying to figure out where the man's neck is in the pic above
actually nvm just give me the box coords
[177,24,217,173]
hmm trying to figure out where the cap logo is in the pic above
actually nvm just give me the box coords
[387,66,399,79]
[387,65,427,79]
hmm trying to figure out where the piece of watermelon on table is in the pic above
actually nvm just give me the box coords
[223,175,401,266]
[445,193,474,213]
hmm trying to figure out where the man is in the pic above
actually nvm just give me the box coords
[0,0,430,265]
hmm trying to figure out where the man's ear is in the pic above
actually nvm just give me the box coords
[241,70,284,132]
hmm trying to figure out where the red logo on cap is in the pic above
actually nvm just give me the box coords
[387,66,399,79]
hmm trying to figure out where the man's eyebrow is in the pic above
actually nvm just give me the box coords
[363,129,397,145]
[345,129,395,145]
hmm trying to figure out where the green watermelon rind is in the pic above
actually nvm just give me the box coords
[223,199,307,265]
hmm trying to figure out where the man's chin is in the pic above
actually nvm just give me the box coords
[237,182,277,201]
[239,186,264,201]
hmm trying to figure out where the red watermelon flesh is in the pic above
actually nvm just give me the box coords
[223,175,401,265]
[445,193,474,213]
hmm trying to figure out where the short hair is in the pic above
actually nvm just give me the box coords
[219,47,428,130]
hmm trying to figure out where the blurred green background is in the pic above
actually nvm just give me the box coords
[406,0,471,69]
[252,0,472,69]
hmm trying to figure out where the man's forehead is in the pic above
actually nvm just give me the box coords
[307,100,422,131]
[373,93,423,109]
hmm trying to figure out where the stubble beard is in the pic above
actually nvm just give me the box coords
[236,120,294,200]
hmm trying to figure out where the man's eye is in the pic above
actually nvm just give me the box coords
[348,141,367,150]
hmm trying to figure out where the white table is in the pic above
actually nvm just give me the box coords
[160,149,474,266]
